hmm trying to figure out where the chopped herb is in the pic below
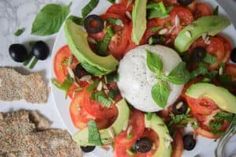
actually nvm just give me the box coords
[213,6,219,15]
[209,120,223,134]
[107,18,124,26]
[68,15,84,25]
[88,120,102,145]
[203,53,216,64]
[91,91,113,107]
[168,113,197,128]
[82,0,99,18]
[29,57,38,69]
[147,2,169,19]
[190,63,208,79]
[14,28,25,36]
[96,27,114,55]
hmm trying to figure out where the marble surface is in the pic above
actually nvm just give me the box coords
[0,0,235,145]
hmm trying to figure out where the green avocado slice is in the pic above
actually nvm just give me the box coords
[186,83,236,113]
[174,16,230,53]
[131,0,147,45]
[64,18,118,76]
[73,99,130,146]
[145,114,172,157]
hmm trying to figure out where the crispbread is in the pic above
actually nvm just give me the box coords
[0,110,82,157]
[0,68,48,103]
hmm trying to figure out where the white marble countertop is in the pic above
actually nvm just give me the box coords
[0,0,235,131]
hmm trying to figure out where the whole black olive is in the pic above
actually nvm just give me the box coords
[135,137,153,153]
[177,0,194,6]
[148,35,165,45]
[9,44,29,62]
[231,48,236,63]
[31,41,49,60]
[183,134,196,151]
[84,15,104,34]
[74,64,89,78]
[80,146,96,153]
[172,101,188,115]
[190,47,207,63]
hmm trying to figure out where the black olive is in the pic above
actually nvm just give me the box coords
[231,48,236,63]
[183,134,196,151]
[148,35,165,45]
[84,15,104,34]
[135,137,153,153]
[80,146,96,153]
[31,41,50,60]
[9,44,29,62]
[172,101,188,115]
[177,0,194,6]
[74,64,89,78]
[190,47,206,63]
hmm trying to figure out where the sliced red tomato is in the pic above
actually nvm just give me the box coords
[171,129,184,157]
[54,45,78,83]
[107,3,128,16]
[114,110,145,157]
[67,83,79,99]
[193,2,213,19]
[195,127,220,139]
[225,64,236,81]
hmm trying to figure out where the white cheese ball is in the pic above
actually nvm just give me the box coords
[117,45,184,112]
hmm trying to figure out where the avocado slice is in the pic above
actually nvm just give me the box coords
[73,99,130,146]
[131,0,147,45]
[186,83,236,113]
[64,18,118,76]
[145,114,172,157]
[174,16,230,53]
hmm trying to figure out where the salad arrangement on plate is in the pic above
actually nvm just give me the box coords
[52,0,236,156]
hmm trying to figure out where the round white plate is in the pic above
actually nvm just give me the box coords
[50,0,236,156]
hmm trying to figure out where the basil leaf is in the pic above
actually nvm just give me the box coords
[213,6,219,15]
[147,2,169,19]
[107,18,124,26]
[146,50,163,73]
[203,53,216,64]
[14,28,25,36]
[167,62,190,84]
[91,91,113,107]
[32,4,70,36]
[151,81,170,108]
[82,0,99,18]
[88,120,102,145]
[190,63,208,79]
[96,27,114,55]
[68,15,84,25]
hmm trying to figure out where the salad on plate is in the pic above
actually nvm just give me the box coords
[52,0,236,156]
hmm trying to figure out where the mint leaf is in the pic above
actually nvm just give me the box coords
[88,120,102,145]
[32,4,70,36]
[97,27,114,56]
[82,0,99,18]
[147,2,169,19]
[203,53,216,64]
[167,62,190,84]
[146,50,163,73]
[14,28,25,36]
[91,91,113,107]
[151,81,170,108]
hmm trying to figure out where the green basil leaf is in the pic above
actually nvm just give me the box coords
[82,0,99,18]
[190,63,208,79]
[14,28,25,36]
[203,53,216,64]
[146,50,163,73]
[147,2,169,19]
[68,15,84,25]
[213,6,219,16]
[96,27,114,55]
[107,18,124,26]
[88,120,102,145]
[91,91,113,107]
[151,81,170,108]
[32,4,70,36]
[167,62,190,84]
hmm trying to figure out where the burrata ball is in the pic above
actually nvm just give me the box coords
[117,45,184,112]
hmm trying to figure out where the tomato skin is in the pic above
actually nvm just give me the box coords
[195,127,220,139]
[171,129,184,157]
[193,2,213,19]
[67,83,78,99]
[225,64,236,81]
[54,45,78,83]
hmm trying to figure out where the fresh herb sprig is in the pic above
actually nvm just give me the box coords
[146,50,190,108]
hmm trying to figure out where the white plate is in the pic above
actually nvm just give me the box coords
[50,0,236,156]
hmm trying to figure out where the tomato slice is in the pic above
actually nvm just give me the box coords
[225,64,236,81]
[107,3,128,16]
[193,2,213,19]
[195,127,220,139]
[171,129,184,157]
[54,45,78,83]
